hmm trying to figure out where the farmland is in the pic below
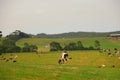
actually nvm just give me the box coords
[16,37,120,51]
[0,37,120,80]
[0,51,120,80]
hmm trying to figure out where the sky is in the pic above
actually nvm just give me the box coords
[0,0,120,36]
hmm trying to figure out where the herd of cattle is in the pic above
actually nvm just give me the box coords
[0,54,17,62]
[0,48,120,65]
[99,48,120,57]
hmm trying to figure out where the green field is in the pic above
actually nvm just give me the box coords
[16,37,120,51]
[0,37,120,80]
[0,50,120,80]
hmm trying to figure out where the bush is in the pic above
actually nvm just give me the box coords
[22,43,38,52]
[50,41,62,51]
[1,38,21,53]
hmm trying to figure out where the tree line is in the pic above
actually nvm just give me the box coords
[0,38,38,53]
[0,30,37,54]
[49,40,101,51]
[0,38,100,53]
[0,30,101,53]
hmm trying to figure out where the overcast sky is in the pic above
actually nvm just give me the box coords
[0,0,120,36]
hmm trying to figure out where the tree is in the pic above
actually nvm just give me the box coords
[22,43,38,52]
[29,45,38,52]
[94,40,101,50]
[88,46,94,50]
[76,41,84,50]
[2,38,21,53]
[0,31,2,54]
[6,30,30,41]
[0,31,2,37]
[64,42,77,50]
[0,45,3,54]
[50,41,62,51]
[22,43,30,52]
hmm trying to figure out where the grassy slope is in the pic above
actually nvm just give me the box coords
[16,37,120,50]
[0,51,120,80]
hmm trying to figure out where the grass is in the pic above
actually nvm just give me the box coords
[16,37,120,51]
[0,50,120,80]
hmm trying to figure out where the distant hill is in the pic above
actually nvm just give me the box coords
[6,30,120,39]
[35,31,120,38]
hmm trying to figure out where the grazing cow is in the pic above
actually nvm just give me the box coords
[0,56,6,60]
[112,65,115,68]
[13,60,17,63]
[58,50,71,64]
[6,59,9,62]
[9,54,14,60]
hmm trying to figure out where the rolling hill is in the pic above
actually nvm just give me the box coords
[35,31,120,38]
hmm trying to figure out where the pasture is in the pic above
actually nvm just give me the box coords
[16,37,120,52]
[0,50,120,80]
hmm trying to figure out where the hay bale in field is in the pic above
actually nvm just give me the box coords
[118,57,120,59]
[98,64,106,68]
[102,64,106,68]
